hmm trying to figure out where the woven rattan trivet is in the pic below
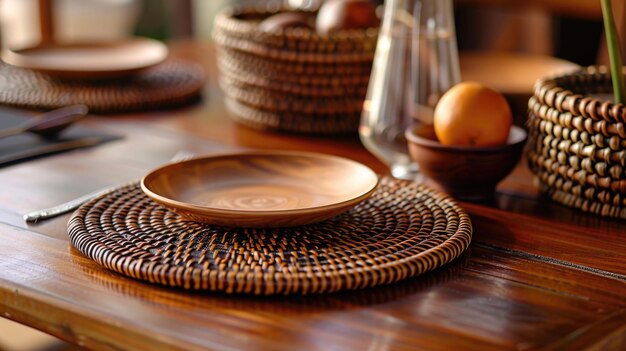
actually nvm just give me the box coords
[0,59,204,113]
[68,177,472,295]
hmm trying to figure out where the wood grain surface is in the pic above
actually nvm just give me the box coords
[0,40,625,350]
[140,151,379,227]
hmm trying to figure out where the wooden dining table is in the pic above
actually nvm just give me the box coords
[0,40,625,351]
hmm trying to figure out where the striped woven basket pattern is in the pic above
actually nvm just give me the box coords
[212,3,378,135]
[527,66,626,218]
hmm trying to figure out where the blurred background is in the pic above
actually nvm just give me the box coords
[0,0,617,66]
[0,0,620,350]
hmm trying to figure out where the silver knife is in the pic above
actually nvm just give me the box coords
[0,137,102,165]
[23,181,134,223]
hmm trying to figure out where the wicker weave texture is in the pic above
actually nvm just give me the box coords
[224,97,361,134]
[218,62,369,97]
[213,6,377,57]
[0,60,204,113]
[219,78,365,114]
[212,4,377,135]
[68,177,473,295]
[528,66,626,218]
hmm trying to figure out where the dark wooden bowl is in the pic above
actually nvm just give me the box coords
[405,125,527,201]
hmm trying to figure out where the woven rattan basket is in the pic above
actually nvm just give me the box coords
[213,3,378,134]
[528,66,626,218]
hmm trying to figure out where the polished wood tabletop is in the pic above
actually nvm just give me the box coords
[1,41,625,351]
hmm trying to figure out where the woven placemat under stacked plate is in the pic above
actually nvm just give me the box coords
[68,177,472,295]
[0,59,204,113]
[212,4,377,134]
[527,66,626,218]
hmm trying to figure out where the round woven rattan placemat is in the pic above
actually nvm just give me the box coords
[0,59,204,113]
[68,177,472,295]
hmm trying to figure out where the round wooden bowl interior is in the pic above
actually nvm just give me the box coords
[141,151,379,227]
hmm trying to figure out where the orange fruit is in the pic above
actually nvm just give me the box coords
[433,82,512,147]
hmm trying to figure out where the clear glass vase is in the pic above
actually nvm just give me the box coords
[359,0,460,180]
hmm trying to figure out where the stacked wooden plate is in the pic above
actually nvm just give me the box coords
[212,4,377,134]
[527,66,626,218]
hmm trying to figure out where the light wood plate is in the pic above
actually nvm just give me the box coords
[141,151,379,227]
[2,38,169,79]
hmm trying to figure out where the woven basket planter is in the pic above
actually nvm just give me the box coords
[528,66,626,218]
[213,3,378,134]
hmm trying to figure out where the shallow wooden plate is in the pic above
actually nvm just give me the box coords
[2,38,168,79]
[141,151,379,227]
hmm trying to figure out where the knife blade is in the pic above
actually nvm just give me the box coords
[0,136,103,165]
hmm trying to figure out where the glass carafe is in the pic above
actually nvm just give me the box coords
[359,0,460,179]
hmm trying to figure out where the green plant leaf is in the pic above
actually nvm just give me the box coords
[601,0,626,104]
